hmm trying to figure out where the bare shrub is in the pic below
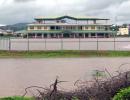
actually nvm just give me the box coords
[22,64,130,100]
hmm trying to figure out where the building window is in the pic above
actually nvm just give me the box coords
[56,26,61,30]
[56,20,60,23]
[44,26,48,30]
[91,26,95,30]
[78,26,82,30]
[100,26,105,30]
[50,26,55,30]
[37,26,42,30]
[85,26,88,29]
[97,26,101,30]
[105,26,108,31]
[30,26,34,30]
[93,20,96,24]
[71,26,75,30]
[61,20,66,23]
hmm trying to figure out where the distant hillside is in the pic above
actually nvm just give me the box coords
[0,23,29,32]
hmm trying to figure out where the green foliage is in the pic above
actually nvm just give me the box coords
[113,87,130,100]
[71,96,79,100]
[0,96,33,100]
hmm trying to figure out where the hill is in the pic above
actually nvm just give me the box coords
[0,23,28,32]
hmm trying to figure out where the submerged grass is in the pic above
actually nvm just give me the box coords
[1,50,130,58]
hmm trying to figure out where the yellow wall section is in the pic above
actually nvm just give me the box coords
[83,26,97,30]
[28,26,50,30]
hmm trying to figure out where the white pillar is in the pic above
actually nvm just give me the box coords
[54,34,56,38]
[62,33,63,38]
[83,33,85,38]
[96,33,98,38]
[88,33,91,38]
[104,33,106,38]
[35,33,37,38]
[47,34,50,38]
[42,34,44,38]
[74,33,76,38]
[22,34,24,38]
[57,34,59,38]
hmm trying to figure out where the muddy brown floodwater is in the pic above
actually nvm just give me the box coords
[0,58,130,97]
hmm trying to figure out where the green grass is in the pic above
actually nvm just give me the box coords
[113,87,130,100]
[0,96,33,100]
[1,50,130,58]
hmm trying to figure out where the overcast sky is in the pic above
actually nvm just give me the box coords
[0,0,130,25]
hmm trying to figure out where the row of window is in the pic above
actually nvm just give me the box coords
[29,26,48,30]
[85,26,109,30]
[29,26,109,30]
[36,20,103,24]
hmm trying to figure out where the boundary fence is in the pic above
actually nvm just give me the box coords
[0,37,130,51]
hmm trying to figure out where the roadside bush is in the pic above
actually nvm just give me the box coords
[113,87,130,100]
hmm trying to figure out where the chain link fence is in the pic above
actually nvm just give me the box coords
[0,37,130,51]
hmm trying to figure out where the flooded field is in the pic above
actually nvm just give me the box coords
[1,37,130,50]
[0,58,130,96]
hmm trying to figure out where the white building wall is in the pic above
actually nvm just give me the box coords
[117,28,129,35]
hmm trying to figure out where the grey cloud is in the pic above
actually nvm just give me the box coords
[0,0,130,25]
[83,0,125,11]
[14,0,36,3]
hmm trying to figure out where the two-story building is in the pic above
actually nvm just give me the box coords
[16,15,115,38]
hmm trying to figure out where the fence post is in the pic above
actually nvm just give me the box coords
[27,33,29,51]
[45,38,47,50]
[8,37,11,51]
[113,32,116,51]
[97,34,99,51]
[114,32,116,51]
[79,37,80,50]
[61,33,63,50]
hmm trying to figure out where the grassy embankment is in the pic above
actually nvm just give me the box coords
[0,96,33,100]
[1,50,130,58]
